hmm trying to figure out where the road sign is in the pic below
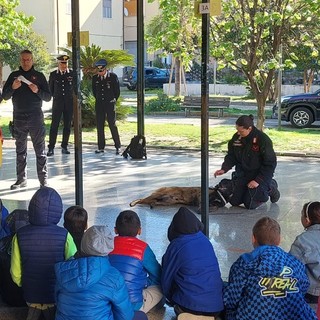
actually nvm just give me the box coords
[194,0,221,17]
[67,31,89,47]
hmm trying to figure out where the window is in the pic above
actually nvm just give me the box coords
[66,0,71,15]
[103,0,112,18]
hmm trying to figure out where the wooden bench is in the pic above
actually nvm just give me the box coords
[182,96,231,117]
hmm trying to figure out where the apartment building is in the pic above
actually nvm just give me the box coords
[17,0,159,60]
[0,0,161,80]
[17,0,125,55]
[124,0,160,63]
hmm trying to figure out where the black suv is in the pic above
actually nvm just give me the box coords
[125,67,172,90]
[273,89,320,128]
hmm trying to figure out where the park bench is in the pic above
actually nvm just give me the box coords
[182,96,231,118]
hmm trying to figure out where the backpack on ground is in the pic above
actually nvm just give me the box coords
[122,135,147,159]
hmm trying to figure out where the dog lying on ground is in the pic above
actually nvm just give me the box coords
[130,178,234,210]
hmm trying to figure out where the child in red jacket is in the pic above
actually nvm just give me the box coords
[109,210,164,313]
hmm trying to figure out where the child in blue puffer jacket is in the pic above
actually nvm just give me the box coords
[55,225,147,320]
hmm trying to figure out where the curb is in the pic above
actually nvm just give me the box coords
[2,138,320,159]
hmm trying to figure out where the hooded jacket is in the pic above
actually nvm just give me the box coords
[224,245,317,320]
[161,207,224,313]
[10,187,77,303]
[55,225,134,320]
[289,223,320,297]
[55,256,134,320]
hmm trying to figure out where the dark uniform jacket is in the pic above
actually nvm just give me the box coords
[2,66,51,113]
[221,126,277,184]
[92,72,120,103]
[49,69,73,102]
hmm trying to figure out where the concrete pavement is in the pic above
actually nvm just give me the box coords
[1,141,320,319]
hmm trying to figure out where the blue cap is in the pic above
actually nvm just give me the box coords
[95,59,107,68]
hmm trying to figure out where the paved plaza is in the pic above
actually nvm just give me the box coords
[0,139,319,319]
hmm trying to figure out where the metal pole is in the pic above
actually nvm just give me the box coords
[137,0,145,135]
[277,44,282,129]
[71,0,83,205]
[201,1,210,236]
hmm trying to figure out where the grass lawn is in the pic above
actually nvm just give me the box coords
[1,116,319,155]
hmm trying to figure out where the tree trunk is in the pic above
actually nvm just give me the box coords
[0,61,3,87]
[174,58,181,96]
[256,94,266,130]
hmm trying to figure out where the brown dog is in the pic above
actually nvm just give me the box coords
[130,179,234,209]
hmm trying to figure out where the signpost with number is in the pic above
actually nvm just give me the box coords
[197,0,221,236]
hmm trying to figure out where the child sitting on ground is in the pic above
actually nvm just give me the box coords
[224,216,317,320]
[55,225,147,320]
[63,205,88,252]
[10,187,77,320]
[0,209,29,307]
[0,199,10,240]
[109,210,164,313]
[161,207,224,320]
[289,201,320,312]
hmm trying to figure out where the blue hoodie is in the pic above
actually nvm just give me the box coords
[161,207,224,313]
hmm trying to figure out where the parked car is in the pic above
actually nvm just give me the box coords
[126,67,173,90]
[273,89,320,128]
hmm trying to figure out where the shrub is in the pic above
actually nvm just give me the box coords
[145,93,181,113]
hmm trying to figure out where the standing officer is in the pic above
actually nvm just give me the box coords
[2,49,51,189]
[92,59,121,154]
[47,55,73,156]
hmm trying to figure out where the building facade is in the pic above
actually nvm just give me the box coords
[124,0,160,64]
[17,0,125,55]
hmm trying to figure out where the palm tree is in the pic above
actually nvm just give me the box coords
[58,44,135,80]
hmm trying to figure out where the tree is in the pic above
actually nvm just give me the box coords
[0,30,51,74]
[210,0,320,129]
[59,44,135,80]
[146,0,201,96]
[0,0,34,83]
